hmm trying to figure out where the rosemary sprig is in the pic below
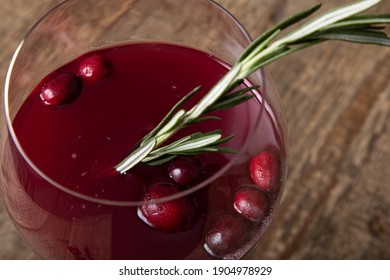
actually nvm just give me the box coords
[115,0,389,174]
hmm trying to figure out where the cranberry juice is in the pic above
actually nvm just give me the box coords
[3,43,285,259]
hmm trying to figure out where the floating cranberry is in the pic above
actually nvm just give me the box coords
[137,182,196,233]
[249,148,280,192]
[40,72,82,106]
[204,214,250,258]
[168,157,202,186]
[233,186,269,222]
[78,55,112,82]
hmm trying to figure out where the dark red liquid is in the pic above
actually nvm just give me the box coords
[3,43,285,259]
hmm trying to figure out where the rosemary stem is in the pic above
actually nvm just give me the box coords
[273,0,383,48]
[114,0,389,174]
[184,63,242,121]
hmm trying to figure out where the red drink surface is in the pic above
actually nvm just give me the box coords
[4,43,284,259]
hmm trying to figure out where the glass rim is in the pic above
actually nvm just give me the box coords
[3,0,265,207]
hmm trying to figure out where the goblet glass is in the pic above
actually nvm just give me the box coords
[0,0,286,259]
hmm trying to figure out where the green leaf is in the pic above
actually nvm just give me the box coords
[115,138,157,173]
[144,155,177,166]
[173,148,219,155]
[141,85,201,144]
[240,45,290,77]
[174,146,239,155]
[145,130,223,161]
[213,147,239,154]
[311,29,390,46]
[274,0,383,46]
[326,14,390,30]
[185,64,242,120]
[212,134,236,146]
[205,85,258,114]
[239,30,282,65]
[172,134,222,152]
[154,109,186,144]
[188,116,222,125]
[237,3,322,63]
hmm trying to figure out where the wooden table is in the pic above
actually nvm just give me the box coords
[0,0,389,260]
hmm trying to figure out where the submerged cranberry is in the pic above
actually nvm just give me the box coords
[40,72,82,106]
[204,214,250,258]
[233,186,269,222]
[249,148,281,192]
[67,245,95,260]
[168,157,202,186]
[137,182,196,233]
[78,55,112,82]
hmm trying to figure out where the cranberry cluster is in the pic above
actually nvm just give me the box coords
[40,54,112,106]
[137,157,202,233]
[204,148,281,257]
[136,148,281,258]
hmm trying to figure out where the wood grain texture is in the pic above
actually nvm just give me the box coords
[0,0,389,260]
